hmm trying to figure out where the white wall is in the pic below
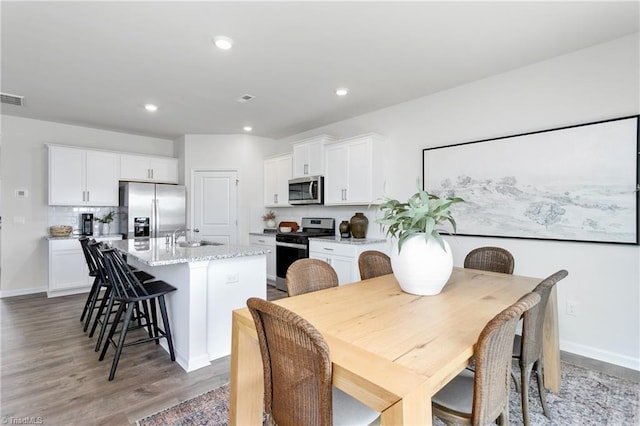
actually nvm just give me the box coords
[0,33,637,369]
[0,115,174,295]
[180,134,278,245]
[276,34,640,369]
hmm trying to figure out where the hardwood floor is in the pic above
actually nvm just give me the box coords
[0,286,287,425]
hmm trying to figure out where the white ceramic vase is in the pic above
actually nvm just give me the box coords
[265,219,276,229]
[390,233,453,296]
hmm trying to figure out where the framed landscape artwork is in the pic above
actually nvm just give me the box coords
[423,115,639,244]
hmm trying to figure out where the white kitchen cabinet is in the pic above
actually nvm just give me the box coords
[120,154,179,183]
[292,135,335,178]
[324,133,385,205]
[48,235,122,298]
[264,154,292,207]
[48,145,119,206]
[249,234,277,284]
[309,239,389,285]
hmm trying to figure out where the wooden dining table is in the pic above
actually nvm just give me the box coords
[229,267,560,425]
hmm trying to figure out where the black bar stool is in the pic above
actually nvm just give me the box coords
[98,247,177,381]
[87,241,155,349]
[79,236,100,330]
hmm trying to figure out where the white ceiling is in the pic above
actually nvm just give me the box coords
[1,1,638,140]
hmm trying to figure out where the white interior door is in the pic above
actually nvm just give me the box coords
[193,170,238,245]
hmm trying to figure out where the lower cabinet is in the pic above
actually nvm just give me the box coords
[48,235,123,298]
[249,234,276,284]
[309,239,389,285]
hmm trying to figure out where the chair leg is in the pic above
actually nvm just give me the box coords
[99,302,126,361]
[511,366,520,393]
[158,296,176,361]
[149,298,159,344]
[140,300,154,340]
[95,293,117,352]
[89,286,111,338]
[535,360,550,418]
[107,302,136,381]
[521,363,533,426]
[80,276,100,322]
[83,280,103,332]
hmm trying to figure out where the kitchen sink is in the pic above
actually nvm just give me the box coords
[178,240,223,248]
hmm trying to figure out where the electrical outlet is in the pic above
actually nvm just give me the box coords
[225,273,239,284]
[566,301,578,316]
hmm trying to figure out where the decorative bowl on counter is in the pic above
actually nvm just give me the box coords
[50,225,73,237]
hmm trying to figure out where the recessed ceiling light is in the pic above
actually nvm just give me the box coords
[213,36,234,50]
[144,104,158,112]
[243,126,253,132]
[335,88,349,96]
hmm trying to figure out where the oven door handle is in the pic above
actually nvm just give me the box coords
[276,241,307,250]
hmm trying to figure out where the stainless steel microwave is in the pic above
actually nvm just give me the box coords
[288,176,324,205]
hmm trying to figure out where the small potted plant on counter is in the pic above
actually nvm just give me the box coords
[262,210,277,229]
[97,210,118,235]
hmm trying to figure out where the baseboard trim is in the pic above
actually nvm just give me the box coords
[0,286,47,299]
[560,339,640,374]
[561,350,640,382]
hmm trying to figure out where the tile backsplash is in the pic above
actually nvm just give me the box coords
[48,206,121,235]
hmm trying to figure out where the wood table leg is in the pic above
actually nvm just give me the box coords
[229,313,263,425]
[542,286,561,392]
[379,384,432,426]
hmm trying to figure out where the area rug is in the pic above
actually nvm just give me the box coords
[138,361,639,425]
[137,384,231,426]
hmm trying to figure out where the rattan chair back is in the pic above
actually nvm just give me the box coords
[464,246,515,274]
[522,270,568,365]
[515,269,568,425]
[247,297,333,426]
[286,258,338,297]
[433,291,540,425]
[358,250,393,280]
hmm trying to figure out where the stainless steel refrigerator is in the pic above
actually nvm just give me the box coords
[119,182,186,239]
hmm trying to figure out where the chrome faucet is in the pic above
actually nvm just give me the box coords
[171,228,190,245]
[170,228,200,245]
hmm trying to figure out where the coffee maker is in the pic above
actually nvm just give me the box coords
[81,213,94,236]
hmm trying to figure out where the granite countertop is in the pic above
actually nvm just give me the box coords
[45,234,123,241]
[110,238,267,267]
[310,236,388,245]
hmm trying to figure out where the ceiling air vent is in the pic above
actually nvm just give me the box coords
[1,92,24,106]
[236,94,255,103]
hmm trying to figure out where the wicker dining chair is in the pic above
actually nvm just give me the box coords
[247,297,380,426]
[431,291,541,425]
[512,269,568,425]
[464,246,515,274]
[286,258,338,297]
[358,250,393,280]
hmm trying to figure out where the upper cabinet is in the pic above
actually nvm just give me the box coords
[324,133,385,206]
[291,135,336,178]
[48,145,119,206]
[264,154,292,207]
[120,154,179,183]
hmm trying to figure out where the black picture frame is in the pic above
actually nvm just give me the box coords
[423,115,639,245]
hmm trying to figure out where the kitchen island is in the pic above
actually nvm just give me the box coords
[110,238,267,372]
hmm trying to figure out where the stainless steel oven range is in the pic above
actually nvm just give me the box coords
[275,217,335,292]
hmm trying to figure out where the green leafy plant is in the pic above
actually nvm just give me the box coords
[377,187,463,252]
[97,210,118,224]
